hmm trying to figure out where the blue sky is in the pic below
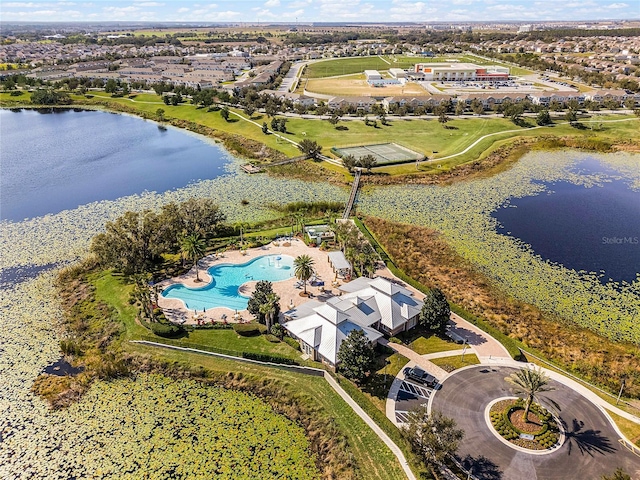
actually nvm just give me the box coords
[0,0,636,23]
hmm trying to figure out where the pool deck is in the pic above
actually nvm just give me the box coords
[157,238,343,325]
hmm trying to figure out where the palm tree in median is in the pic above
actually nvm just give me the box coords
[505,366,555,422]
[294,254,315,295]
[181,233,207,282]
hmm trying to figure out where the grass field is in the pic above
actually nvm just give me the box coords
[305,54,533,79]
[305,76,427,97]
[305,57,393,78]
[409,335,461,355]
[430,353,481,371]
[75,92,302,157]
[3,92,636,177]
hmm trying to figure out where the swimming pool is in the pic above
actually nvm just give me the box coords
[161,254,295,311]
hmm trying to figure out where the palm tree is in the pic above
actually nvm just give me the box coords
[180,233,206,282]
[233,221,248,245]
[505,367,555,422]
[259,293,279,332]
[294,254,315,295]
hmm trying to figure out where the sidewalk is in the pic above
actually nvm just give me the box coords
[447,312,640,426]
[324,374,417,480]
[447,312,512,362]
[380,338,449,380]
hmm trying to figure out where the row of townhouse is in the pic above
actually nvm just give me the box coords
[261,89,316,107]
[381,89,639,112]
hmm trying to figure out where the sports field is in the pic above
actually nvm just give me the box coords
[304,76,427,97]
[333,143,424,165]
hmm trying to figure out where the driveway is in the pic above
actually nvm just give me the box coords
[430,365,640,480]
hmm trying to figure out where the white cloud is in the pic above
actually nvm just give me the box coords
[279,7,305,18]
[103,5,139,12]
[288,0,311,7]
[177,7,190,13]
[389,0,436,19]
[135,1,165,6]
[2,2,39,7]
[608,2,628,7]
[265,0,280,6]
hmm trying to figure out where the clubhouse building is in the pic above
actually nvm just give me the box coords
[283,277,422,366]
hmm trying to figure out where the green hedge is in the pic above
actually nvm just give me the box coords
[149,322,185,338]
[184,322,234,331]
[242,352,299,365]
[284,336,301,351]
[233,323,268,336]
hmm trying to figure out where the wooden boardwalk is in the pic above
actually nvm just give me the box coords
[342,169,362,219]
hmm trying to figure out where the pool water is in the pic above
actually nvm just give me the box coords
[161,254,295,311]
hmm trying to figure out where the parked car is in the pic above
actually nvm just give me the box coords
[403,366,437,387]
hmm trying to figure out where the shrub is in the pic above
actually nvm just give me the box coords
[60,339,82,356]
[233,323,267,336]
[389,336,403,344]
[185,322,233,330]
[241,352,299,365]
[284,336,301,350]
[150,322,184,338]
[264,334,280,343]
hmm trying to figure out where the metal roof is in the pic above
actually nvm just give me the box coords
[328,251,352,271]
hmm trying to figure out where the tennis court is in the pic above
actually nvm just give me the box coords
[332,143,423,165]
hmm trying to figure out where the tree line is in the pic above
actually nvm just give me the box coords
[90,198,225,275]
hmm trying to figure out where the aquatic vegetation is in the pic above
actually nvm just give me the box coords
[1,373,319,479]
[0,157,346,478]
[0,159,348,272]
[361,151,640,344]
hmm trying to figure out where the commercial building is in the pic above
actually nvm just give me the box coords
[413,62,509,82]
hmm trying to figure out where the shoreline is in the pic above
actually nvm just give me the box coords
[3,101,638,188]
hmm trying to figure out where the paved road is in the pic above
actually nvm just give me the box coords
[430,366,640,480]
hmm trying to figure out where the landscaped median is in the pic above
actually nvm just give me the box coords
[488,397,562,451]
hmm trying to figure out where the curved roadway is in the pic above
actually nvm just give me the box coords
[430,365,640,480]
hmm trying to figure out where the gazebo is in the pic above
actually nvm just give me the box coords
[328,251,352,279]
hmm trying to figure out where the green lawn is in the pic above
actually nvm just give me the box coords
[4,92,636,179]
[410,335,461,355]
[71,92,302,157]
[284,115,522,159]
[91,271,303,359]
[173,328,303,360]
[129,344,411,480]
[305,57,393,78]
[305,54,505,77]
[430,353,480,372]
[91,271,147,341]
[606,411,640,447]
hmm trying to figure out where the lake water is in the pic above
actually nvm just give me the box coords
[492,158,640,284]
[0,108,230,221]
